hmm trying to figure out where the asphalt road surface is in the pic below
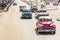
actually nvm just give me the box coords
[0,0,60,40]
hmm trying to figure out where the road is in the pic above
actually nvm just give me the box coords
[0,0,60,40]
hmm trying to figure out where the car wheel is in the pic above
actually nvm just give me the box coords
[36,28,38,30]
[51,31,55,35]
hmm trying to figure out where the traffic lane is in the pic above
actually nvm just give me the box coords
[0,2,23,40]
[7,5,23,40]
[16,0,30,9]
[13,1,60,40]
[20,12,60,40]
[17,1,60,40]
[48,10,60,40]
[0,0,60,40]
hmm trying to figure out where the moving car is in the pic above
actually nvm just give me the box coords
[36,16,56,34]
[53,2,59,6]
[13,2,17,5]
[35,9,49,19]
[20,6,26,12]
[21,9,32,19]
[22,9,31,13]
[30,6,38,12]
[21,13,32,19]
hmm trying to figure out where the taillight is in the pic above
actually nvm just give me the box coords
[50,23,54,26]
[50,24,53,26]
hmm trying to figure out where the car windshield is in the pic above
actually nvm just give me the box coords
[20,6,26,8]
[23,10,30,12]
[39,19,52,22]
[38,10,46,13]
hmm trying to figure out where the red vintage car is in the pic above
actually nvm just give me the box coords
[36,16,56,34]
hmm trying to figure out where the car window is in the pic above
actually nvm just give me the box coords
[39,19,52,22]
[23,10,30,12]
[20,6,26,8]
[38,10,46,13]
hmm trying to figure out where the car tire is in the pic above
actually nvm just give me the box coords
[51,31,55,35]
[36,28,38,30]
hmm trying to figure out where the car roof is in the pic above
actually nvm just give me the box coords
[39,9,47,10]
[39,16,52,19]
[38,12,48,14]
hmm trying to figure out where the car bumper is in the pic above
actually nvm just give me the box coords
[20,9,23,11]
[37,29,55,33]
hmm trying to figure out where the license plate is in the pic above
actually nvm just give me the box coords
[45,30,50,32]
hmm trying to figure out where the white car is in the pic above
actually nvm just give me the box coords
[35,9,49,19]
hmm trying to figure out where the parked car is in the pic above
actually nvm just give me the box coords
[20,6,26,12]
[53,2,59,6]
[21,13,32,19]
[36,16,56,34]
[13,2,17,5]
[35,9,49,19]
[30,6,38,12]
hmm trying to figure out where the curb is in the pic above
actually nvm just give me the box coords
[4,4,11,12]
[4,1,14,12]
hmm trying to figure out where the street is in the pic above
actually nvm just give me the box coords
[0,0,60,40]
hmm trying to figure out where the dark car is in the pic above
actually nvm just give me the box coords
[13,2,17,5]
[21,13,32,19]
[31,6,38,12]
[45,1,50,5]
[20,6,26,12]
